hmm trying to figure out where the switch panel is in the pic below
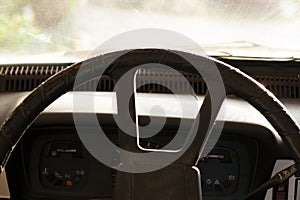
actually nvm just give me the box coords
[24,129,113,199]
[40,141,88,189]
[198,147,239,196]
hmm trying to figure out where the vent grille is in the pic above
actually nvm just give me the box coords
[136,70,300,99]
[0,64,115,92]
[136,69,207,94]
[0,65,66,76]
[0,64,68,92]
[0,64,299,99]
[256,75,300,98]
[75,77,115,91]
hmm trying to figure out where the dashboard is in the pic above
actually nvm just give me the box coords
[4,112,293,200]
[1,57,300,200]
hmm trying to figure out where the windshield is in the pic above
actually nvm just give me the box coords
[1,0,300,57]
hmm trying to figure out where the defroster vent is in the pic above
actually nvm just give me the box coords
[1,63,300,99]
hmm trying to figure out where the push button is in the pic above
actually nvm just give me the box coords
[66,180,73,187]
[223,180,232,189]
[206,178,212,185]
[74,176,81,184]
[228,175,236,181]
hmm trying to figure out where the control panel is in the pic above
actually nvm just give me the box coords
[40,141,88,189]
[198,147,239,196]
[21,128,253,200]
[41,168,86,188]
[23,129,113,199]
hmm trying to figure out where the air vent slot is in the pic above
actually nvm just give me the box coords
[256,75,300,98]
[0,65,66,76]
[1,64,300,99]
[0,64,115,92]
[74,77,115,92]
[0,64,69,92]
[136,69,207,95]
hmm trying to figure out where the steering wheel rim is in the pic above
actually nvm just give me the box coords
[0,49,300,197]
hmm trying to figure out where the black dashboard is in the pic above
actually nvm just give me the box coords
[4,115,292,200]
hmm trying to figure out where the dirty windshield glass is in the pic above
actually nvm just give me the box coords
[1,0,300,56]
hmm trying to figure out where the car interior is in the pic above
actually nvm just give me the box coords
[0,1,300,200]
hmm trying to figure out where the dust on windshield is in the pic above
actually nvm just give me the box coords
[1,0,300,56]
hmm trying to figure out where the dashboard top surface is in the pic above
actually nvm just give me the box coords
[1,91,300,143]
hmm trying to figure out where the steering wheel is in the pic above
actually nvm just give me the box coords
[0,49,300,200]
